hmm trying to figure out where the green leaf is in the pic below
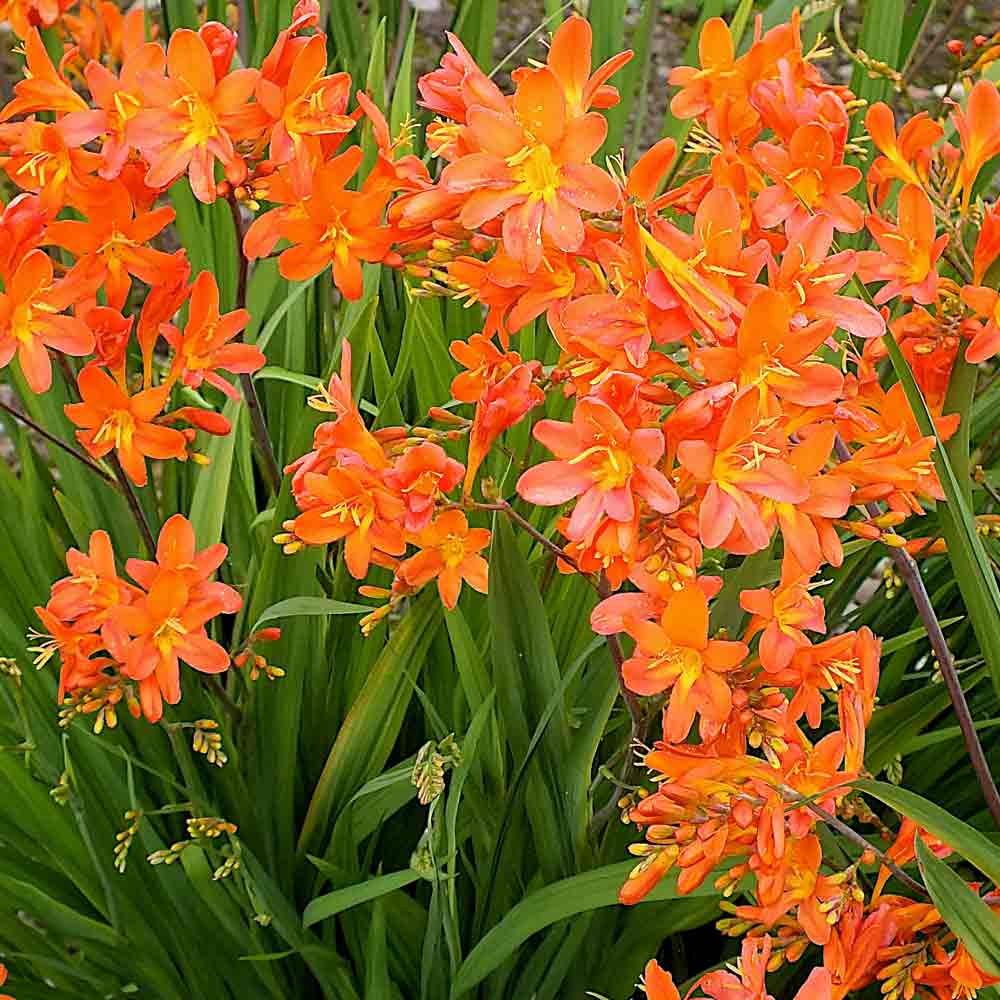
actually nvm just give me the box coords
[254,367,324,392]
[848,0,904,109]
[916,838,1000,976]
[0,874,121,948]
[865,673,980,776]
[255,278,318,353]
[856,780,1000,885]
[453,862,717,995]
[188,399,242,548]
[298,592,441,859]
[251,597,372,634]
[881,617,962,654]
[303,869,420,928]
[389,10,418,139]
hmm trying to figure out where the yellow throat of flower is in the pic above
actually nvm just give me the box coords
[508,143,562,203]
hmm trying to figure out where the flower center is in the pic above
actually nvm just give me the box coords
[175,93,220,147]
[321,495,374,532]
[111,90,143,130]
[508,144,562,203]
[321,219,353,263]
[652,644,703,681]
[786,167,822,207]
[153,616,187,654]
[93,410,136,451]
[440,535,467,568]
[11,302,38,344]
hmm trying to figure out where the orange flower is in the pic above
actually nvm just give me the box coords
[0,27,90,120]
[530,15,633,116]
[443,249,581,345]
[693,290,843,410]
[753,122,863,232]
[864,102,942,204]
[245,146,394,299]
[0,249,96,393]
[397,510,490,609]
[699,937,832,1000]
[418,25,506,124]
[254,33,355,196]
[960,283,1000,363]
[677,389,808,552]
[824,903,897,1000]
[0,192,46,284]
[642,961,680,1000]
[669,17,743,122]
[63,0,150,66]
[639,220,746,345]
[384,442,464,533]
[65,365,187,485]
[0,0,74,38]
[620,584,748,740]
[438,65,620,272]
[107,514,240,722]
[517,396,678,540]
[764,425,852,574]
[162,271,263,398]
[47,529,136,633]
[42,181,180,310]
[769,213,884,340]
[971,202,1000,288]
[950,79,1000,211]
[61,41,167,180]
[0,118,101,212]
[450,333,525,402]
[856,184,947,305]
[742,562,825,673]
[739,835,842,945]
[464,361,543,495]
[128,28,258,202]
[288,465,406,578]
[31,604,111,702]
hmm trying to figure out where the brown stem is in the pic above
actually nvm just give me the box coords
[470,499,598,591]
[109,454,157,557]
[0,398,116,487]
[836,437,1000,828]
[227,193,282,497]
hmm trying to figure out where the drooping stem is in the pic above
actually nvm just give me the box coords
[835,437,1000,828]
[0,398,116,487]
[782,789,929,898]
[227,193,282,497]
[109,454,157,557]
[469,499,597,589]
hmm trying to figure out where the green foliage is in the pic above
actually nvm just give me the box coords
[2,2,1000,999]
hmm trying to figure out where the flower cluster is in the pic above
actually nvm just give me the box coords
[275,342,489,623]
[9,2,1000,994]
[33,515,240,723]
